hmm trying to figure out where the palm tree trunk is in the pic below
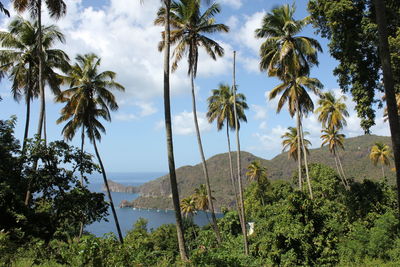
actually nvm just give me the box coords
[22,83,31,153]
[296,110,303,190]
[337,153,349,188]
[382,165,385,178]
[373,0,400,217]
[36,0,45,143]
[163,0,188,260]
[79,127,85,238]
[226,118,242,224]
[92,137,123,243]
[334,153,347,188]
[190,71,222,243]
[297,108,313,199]
[232,51,249,255]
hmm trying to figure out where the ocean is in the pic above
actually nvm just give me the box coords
[85,172,222,237]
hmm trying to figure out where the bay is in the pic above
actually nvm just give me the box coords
[85,172,222,237]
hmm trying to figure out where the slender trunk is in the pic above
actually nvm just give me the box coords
[226,118,242,224]
[36,0,45,143]
[22,88,31,153]
[334,152,347,188]
[163,0,188,260]
[190,72,221,243]
[232,51,249,254]
[79,127,85,238]
[337,153,349,188]
[92,137,123,243]
[296,111,303,190]
[382,165,385,178]
[298,109,313,199]
[374,0,400,217]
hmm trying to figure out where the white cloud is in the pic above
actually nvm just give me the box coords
[156,111,212,135]
[220,0,243,9]
[115,113,137,121]
[259,121,267,130]
[226,15,238,30]
[252,125,286,153]
[115,101,157,121]
[232,11,265,55]
[251,104,267,120]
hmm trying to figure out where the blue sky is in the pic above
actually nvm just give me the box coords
[0,0,390,172]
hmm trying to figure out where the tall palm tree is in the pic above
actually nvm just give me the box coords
[0,17,69,151]
[156,0,228,243]
[13,0,67,142]
[270,75,322,199]
[154,0,188,259]
[315,91,349,130]
[56,53,125,243]
[281,126,311,161]
[320,127,348,188]
[256,4,322,198]
[370,142,392,178]
[206,83,248,219]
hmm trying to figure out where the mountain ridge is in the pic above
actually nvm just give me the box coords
[118,134,394,210]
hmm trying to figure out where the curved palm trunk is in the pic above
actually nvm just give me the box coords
[334,152,347,189]
[226,119,242,225]
[92,137,123,243]
[297,107,313,199]
[337,153,349,188]
[190,72,222,243]
[163,0,188,260]
[232,51,249,254]
[374,0,400,217]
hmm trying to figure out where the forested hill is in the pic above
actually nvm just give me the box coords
[124,135,394,210]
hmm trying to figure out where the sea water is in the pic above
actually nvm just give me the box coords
[85,172,223,237]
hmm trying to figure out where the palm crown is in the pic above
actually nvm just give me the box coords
[255,4,322,78]
[321,127,345,155]
[281,126,311,161]
[316,91,349,130]
[56,53,124,142]
[207,84,248,131]
[155,0,229,76]
[370,142,392,167]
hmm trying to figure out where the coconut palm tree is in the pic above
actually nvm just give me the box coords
[180,195,197,218]
[154,0,188,259]
[56,53,125,243]
[281,126,311,161]
[206,83,248,218]
[270,75,322,199]
[370,142,392,178]
[156,0,228,243]
[13,0,67,142]
[246,161,268,205]
[315,91,349,130]
[320,127,348,188]
[256,4,322,199]
[0,17,69,151]
[255,4,321,79]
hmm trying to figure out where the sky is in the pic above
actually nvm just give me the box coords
[0,0,390,172]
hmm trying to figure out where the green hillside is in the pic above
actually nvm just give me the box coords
[124,135,394,210]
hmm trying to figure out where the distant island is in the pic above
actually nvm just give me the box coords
[102,180,139,194]
[104,135,394,211]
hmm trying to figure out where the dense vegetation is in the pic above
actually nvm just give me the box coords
[2,119,400,266]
